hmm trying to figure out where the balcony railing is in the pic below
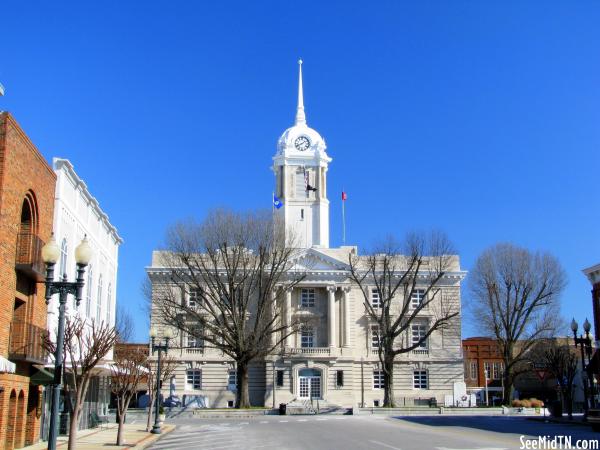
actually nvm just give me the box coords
[9,320,48,365]
[412,349,429,356]
[184,347,205,355]
[15,232,46,280]
[289,347,332,356]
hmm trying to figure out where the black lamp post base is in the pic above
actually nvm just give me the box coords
[151,425,162,434]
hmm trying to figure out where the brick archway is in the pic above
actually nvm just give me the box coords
[6,389,17,450]
[15,390,25,449]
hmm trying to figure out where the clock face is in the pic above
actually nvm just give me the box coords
[294,135,310,151]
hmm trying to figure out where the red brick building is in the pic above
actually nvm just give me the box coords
[462,337,505,404]
[0,112,56,449]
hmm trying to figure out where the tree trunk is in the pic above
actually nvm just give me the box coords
[383,357,395,407]
[67,407,79,450]
[236,363,250,409]
[565,390,573,419]
[116,411,126,446]
[146,392,154,432]
[502,371,513,405]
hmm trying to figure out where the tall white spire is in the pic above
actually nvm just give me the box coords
[295,59,306,125]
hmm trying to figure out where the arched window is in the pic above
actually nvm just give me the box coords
[86,265,93,317]
[59,238,68,278]
[97,275,103,323]
[106,284,112,324]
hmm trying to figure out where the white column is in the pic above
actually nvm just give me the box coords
[328,286,336,347]
[285,290,292,347]
[343,287,350,348]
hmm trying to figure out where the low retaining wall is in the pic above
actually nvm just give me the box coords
[192,408,278,418]
[355,407,506,416]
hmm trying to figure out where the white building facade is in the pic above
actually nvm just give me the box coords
[47,157,122,429]
[147,62,466,409]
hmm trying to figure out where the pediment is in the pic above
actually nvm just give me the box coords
[292,248,349,272]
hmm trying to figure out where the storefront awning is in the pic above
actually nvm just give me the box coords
[0,356,16,374]
[31,367,54,386]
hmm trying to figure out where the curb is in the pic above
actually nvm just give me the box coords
[526,417,592,428]
[132,425,177,449]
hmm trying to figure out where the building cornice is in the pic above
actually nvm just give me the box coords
[53,157,123,244]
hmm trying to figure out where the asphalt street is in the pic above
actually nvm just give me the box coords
[146,414,599,450]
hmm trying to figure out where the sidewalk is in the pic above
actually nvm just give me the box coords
[24,423,176,450]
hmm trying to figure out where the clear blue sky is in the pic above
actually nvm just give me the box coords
[2,1,599,342]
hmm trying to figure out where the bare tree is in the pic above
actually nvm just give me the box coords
[348,231,460,407]
[150,209,304,408]
[530,339,578,418]
[145,355,178,432]
[468,243,566,404]
[110,346,148,445]
[43,317,117,450]
[115,304,134,343]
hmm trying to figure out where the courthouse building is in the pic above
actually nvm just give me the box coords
[147,62,466,409]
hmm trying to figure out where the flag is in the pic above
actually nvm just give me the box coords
[273,194,283,209]
[341,191,347,201]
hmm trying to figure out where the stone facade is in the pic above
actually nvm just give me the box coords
[147,62,466,410]
[0,112,56,449]
[148,249,465,409]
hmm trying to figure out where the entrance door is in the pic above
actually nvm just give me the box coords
[298,369,321,400]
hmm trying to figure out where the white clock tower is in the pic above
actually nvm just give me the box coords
[273,60,331,249]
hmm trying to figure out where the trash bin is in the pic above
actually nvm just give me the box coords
[428,397,437,407]
[279,403,287,415]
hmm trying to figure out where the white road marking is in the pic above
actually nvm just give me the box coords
[316,418,328,421]
[298,419,307,422]
[279,420,288,422]
[369,440,402,450]
[240,422,249,425]
[260,420,268,424]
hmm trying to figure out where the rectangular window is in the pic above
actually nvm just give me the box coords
[300,288,315,307]
[188,288,201,307]
[373,370,385,389]
[492,362,503,380]
[413,370,428,389]
[228,369,237,391]
[411,289,426,308]
[371,325,381,350]
[187,332,204,349]
[470,361,478,380]
[336,370,344,387]
[276,370,285,387]
[300,326,314,348]
[371,288,382,308]
[411,322,428,348]
[484,362,491,380]
[186,370,202,390]
[300,209,304,220]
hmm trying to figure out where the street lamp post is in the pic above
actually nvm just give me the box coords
[571,318,595,417]
[150,326,173,434]
[41,234,92,450]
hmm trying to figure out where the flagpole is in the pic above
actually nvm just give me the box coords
[342,189,346,245]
